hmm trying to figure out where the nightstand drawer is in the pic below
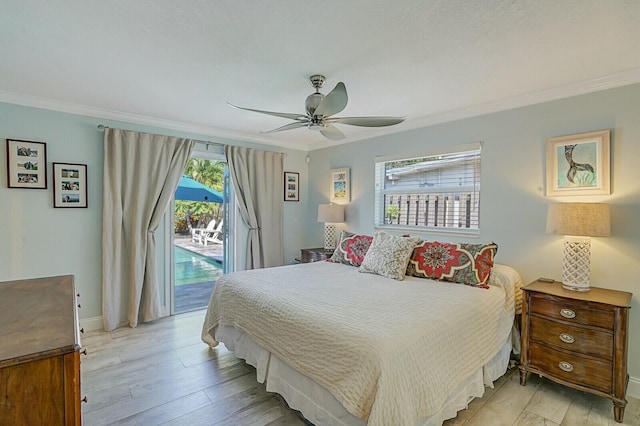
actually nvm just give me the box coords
[530,341,612,394]
[530,315,613,361]
[530,294,614,329]
[300,248,334,263]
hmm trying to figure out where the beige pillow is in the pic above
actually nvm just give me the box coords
[359,231,419,280]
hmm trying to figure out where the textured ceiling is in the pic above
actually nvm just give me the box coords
[1,1,639,150]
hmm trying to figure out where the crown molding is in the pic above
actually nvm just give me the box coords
[2,68,639,153]
[0,90,309,152]
[308,68,640,151]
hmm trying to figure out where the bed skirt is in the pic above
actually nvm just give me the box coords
[214,325,512,426]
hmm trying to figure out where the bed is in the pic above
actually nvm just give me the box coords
[202,260,521,426]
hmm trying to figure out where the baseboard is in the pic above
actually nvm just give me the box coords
[80,316,103,332]
[628,376,640,399]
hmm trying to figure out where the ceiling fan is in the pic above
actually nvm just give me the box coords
[228,75,405,141]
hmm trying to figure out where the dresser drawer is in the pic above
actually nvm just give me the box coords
[530,294,614,329]
[530,315,613,361]
[529,341,612,394]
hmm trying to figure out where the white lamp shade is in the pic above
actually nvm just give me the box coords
[546,203,610,237]
[317,204,345,223]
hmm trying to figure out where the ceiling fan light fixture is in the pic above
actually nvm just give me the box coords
[228,74,405,140]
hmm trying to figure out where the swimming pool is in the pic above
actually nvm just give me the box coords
[174,246,222,286]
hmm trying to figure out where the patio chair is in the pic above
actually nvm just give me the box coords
[192,219,216,244]
[203,220,224,246]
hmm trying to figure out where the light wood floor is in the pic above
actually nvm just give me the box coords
[81,311,640,425]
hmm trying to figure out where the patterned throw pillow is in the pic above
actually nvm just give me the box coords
[359,231,419,280]
[406,241,498,286]
[328,231,374,267]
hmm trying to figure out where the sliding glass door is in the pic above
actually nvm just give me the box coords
[171,153,229,314]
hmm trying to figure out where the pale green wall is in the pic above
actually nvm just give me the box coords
[307,84,640,384]
[0,102,309,322]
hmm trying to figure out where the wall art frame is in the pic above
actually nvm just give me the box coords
[53,162,88,208]
[284,171,299,201]
[330,167,350,203]
[546,129,610,197]
[6,139,48,189]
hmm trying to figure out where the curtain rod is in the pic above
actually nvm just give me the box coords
[97,124,225,150]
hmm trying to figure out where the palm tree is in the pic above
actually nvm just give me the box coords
[175,159,226,232]
[185,159,224,192]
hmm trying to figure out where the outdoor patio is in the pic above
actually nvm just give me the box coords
[174,235,223,312]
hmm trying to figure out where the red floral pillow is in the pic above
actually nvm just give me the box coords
[406,241,498,286]
[328,231,373,267]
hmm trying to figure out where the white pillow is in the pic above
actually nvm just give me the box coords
[359,231,419,280]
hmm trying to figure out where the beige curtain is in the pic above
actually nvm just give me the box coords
[225,146,284,269]
[102,128,195,331]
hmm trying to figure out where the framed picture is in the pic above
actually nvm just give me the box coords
[284,171,299,201]
[6,139,47,189]
[53,162,88,208]
[330,167,350,203]
[546,130,610,197]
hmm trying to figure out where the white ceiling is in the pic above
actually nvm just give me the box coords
[1,1,639,151]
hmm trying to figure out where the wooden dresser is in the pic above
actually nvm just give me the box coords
[0,275,82,425]
[519,280,632,423]
[299,247,334,263]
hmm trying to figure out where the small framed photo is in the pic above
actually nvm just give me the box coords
[53,163,88,208]
[330,167,350,203]
[545,129,610,197]
[6,139,48,189]
[284,171,299,201]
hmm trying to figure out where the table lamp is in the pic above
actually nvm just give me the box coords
[546,203,610,291]
[317,204,345,250]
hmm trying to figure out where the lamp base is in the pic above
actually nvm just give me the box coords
[561,236,591,292]
[323,223,337,251]
[562,283,591,292]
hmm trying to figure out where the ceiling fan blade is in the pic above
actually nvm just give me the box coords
[261,122,308,134]
[319,124,346,141]
[330,116,406,127]
[227,102,307,121]
[314,82,348,117]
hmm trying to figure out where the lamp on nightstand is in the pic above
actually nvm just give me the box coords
[546,203,610,291]
[317,203,345,250]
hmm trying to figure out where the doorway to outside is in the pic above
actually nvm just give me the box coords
[172,155,228,314]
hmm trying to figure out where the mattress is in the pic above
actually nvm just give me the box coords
[202,262,521,425]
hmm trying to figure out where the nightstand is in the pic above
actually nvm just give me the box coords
[299,247,334,263]
[519,280,632,423]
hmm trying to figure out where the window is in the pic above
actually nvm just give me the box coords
[374,142,481,236]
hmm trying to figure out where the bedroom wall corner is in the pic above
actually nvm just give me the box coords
[283,149,310,265]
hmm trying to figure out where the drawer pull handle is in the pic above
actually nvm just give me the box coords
[560,308,576,319]
[559,361,574,372]
[82,396,88,403]
[559,333,575,344]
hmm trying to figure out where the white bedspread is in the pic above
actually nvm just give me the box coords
[202,262,517,426]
